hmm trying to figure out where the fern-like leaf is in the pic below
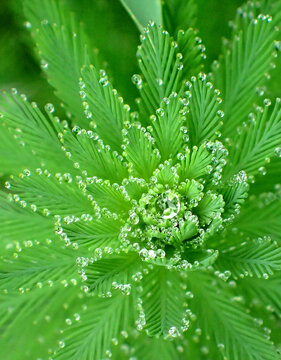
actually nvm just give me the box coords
[23,0,96,123]
[80,65,130,151]
[141,266,188,338]
[185,74,224,146]
[53,294,131,360]
[226,99,281,177]
[214,10,279,136]
[215,238,281,279]
[85,253,140,295]
[187,272,280,360]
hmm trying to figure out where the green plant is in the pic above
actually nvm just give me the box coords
[0,0,281,359]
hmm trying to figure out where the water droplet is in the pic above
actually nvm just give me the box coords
[168,326,180,338]
[217,110,224,118]
[156,78,163,86]
[131,74,143,89]
[274,147,281,157]
[129,212,139,225]
[156,190,180,219]
[156,108,165,117]
[274,40,281,51]
[24,21,32,29]
[65,318,72,325]
[40,60,49,69]
[45,103,54,113]
[263,98,271,107]
[58,341,65,348]
[258,166,267,175]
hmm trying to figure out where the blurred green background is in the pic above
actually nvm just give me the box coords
[0,0,248,107]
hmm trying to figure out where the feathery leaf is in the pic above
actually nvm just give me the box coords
[214,10,279,136]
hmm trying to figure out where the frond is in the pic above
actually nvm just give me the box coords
[215,237,281,279]
[135,23,184,119]
[176,28,205,80]
[60,126,128,182]
[150,93,185,160]
[141,266,188,338]
[122,122,161,180]
[0,242,80,359]
[60,214,123,250]
[154,160,178,187]
[134,22,205,122]
[194,191,224,226]
[0,91,69,171]
[186,75,224,146]
[231,193,281,243]
[9,169,92,216]
[85,253,140,295]
[213,9,279,137]
[163,0,205,81]
[0,192,53,250]
[226,99,281,177]
[86,179,132,214]
[222,171,249,219]
[80,65,130,151]
[187,272,280,360]
[0,123,39,175]
[0,239,77,292]
[53,293,132,360]
[250,156,281,194]
[0,285,80,360]
[177,144,213,180]
[123,177,149,201]
[23,0,95,123]
[239,272,281,318]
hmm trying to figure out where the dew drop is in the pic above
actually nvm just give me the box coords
[40,60,49,69]
[263,98,271,107]
[65,318,72,325]
[129,212,139,225]
[156,108,165,117]
[274,147,281,157]
[258,166,267,175]
[24,21,32,29]
[131,74,143,89]
[168,326,180,338]
[45,103,55,113]
[217,110,225,118]
[58,341,65,348]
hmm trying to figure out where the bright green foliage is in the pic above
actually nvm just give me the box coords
[0,1,281,360]
[213,3,279,137]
